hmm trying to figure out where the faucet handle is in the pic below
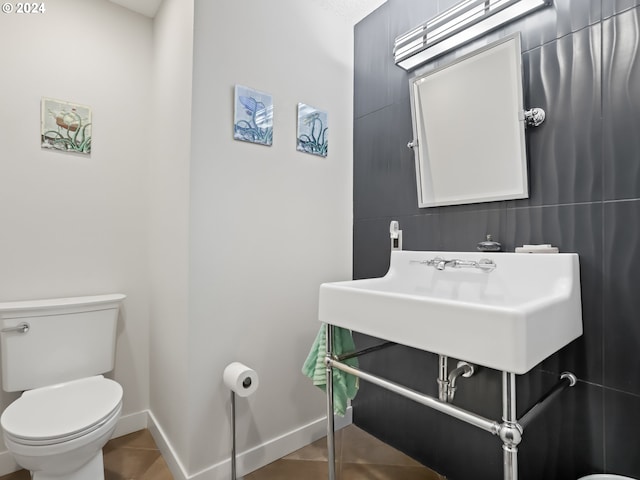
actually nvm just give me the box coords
[477,258,497,271]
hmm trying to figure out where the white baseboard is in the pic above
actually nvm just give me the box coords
[0,450,19,476]
[112,410,150,438]
[148,406,352,480]
[147,409,190,480]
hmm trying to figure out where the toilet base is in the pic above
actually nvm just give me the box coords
[32,450,104,480]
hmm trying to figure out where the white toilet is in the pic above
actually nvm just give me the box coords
[0,294,126,480]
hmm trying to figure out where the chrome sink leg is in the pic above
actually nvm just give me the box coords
[325,324,336,480]
[500,372,521,480]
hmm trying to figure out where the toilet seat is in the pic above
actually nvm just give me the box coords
[1,375,122,446]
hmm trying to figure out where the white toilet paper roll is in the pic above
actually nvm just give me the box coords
[223,362,259,397]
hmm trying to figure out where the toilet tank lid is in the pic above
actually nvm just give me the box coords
[0,294,126,317]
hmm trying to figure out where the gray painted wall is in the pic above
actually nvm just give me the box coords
[352,1,640,479]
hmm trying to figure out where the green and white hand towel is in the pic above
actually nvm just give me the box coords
[302,323,358,416]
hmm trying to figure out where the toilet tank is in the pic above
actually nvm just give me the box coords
[0,294,126,392]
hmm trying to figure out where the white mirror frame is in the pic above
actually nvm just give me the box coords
[409,33,529,208]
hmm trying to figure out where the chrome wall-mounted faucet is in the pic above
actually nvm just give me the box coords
[411,257,497,272]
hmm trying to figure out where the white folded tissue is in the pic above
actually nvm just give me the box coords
[515,244,559,253]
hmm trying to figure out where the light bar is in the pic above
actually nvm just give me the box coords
[393,0,552,71]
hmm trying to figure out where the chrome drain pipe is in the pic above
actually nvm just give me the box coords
[438,355,449,402]
[447,361,475,402]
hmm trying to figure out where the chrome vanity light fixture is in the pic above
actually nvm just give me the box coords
[393,0,553,70]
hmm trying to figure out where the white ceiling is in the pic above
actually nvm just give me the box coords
[108,0,386,24]
[108,0,162,18]
[307,0,387,25]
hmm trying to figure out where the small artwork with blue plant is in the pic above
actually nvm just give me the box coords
[297,103,327,157]
[234,85,273,146]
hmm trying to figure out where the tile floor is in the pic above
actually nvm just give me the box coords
[0,424,445,480]
[245,424,445,480]
[0,429,173,480]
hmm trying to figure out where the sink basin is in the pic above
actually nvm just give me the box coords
[319,250,582,374]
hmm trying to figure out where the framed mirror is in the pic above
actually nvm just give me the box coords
[409,33,529,208]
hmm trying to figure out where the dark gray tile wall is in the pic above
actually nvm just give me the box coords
[352,1,640,478]
[603,9,640,200]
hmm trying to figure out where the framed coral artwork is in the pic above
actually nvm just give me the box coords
[41,97,92,154]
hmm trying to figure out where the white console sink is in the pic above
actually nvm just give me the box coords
[319,250,582,374]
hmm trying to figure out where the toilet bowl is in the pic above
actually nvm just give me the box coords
[0,294,126,480]
[1,376,123,480]
[579,476,638,480]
